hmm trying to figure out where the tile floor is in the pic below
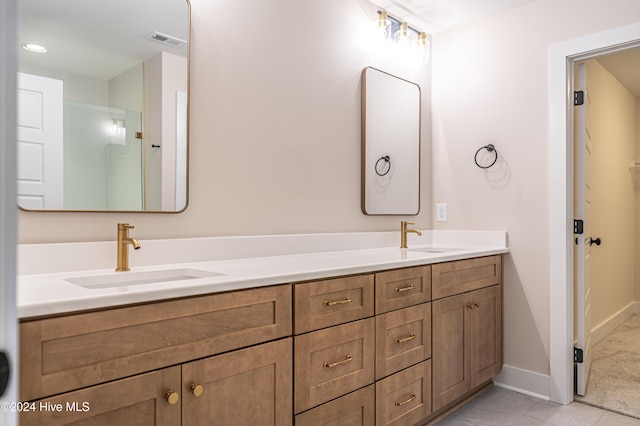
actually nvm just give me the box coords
[435,386,640,426]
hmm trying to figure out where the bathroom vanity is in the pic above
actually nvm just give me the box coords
[16,233,505,426]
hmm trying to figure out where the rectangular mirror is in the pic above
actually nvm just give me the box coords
[361,67,421,215]
[17,0,190,212]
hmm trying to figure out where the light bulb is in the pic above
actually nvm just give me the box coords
[394,22,410,46]
[377,11,390,39]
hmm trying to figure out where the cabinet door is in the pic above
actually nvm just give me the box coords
[20,366,181,426]
[182,338,292,426]
[470,285,502,387]
[432,292,470,411]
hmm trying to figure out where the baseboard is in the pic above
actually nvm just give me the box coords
[591,302,637,347]
[493,365,550,401]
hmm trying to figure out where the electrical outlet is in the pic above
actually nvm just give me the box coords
[436,203,448,222]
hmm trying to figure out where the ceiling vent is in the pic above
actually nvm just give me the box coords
[149,31,186,47]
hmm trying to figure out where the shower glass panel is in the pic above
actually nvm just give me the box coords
[63,101,143,210]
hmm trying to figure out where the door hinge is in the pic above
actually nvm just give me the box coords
[574,91,584,106]
[0,351,9,397]
[574,347,584,363]
[574,219,584,234]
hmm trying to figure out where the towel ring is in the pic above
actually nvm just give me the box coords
[375,155,391,176]
[474,144,498,169]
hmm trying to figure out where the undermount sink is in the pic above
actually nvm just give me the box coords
[65,268,224,289]
[408,247,463,254]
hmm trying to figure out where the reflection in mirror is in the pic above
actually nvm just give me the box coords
[17,0,190,212]
[361,67,420,215]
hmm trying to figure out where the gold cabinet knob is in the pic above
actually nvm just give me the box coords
[191,384,204,397]
[165,391,180,405]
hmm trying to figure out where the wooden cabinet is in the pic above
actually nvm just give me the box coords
[294,265,434,426]
[19,253,503,426]
[182,338,292,426]
[20,284,292,401]
[20,366,181,426]
[19,285,293,426]
[23,339,292,426]
[432,284,502,411]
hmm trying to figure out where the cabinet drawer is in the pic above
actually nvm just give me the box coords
[375,303,431,380]
[432,255,501,299]
[294,318,375,413]
[20,284,292,401]
[375,266,431,314]
[295,274,374,334]
[376,360,432,426]
[295,385,375,426]
[20,366,181,426]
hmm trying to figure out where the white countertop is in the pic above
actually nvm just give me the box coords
[17,231,508,318]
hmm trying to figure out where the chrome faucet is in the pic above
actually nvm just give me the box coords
[400,221,422,249]
[116,223,141,272]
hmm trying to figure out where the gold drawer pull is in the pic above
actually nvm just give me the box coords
[395,333,417,344]
[191,384,204,397]
[395,284,415,293]
[324,356,353,368]
[324,297,353,307]
[165,391,180,405]
[395,393,416,406]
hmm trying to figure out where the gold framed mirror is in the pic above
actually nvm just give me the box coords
[17,0,190,212]
[361,67,421,215]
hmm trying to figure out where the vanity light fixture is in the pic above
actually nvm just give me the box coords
[376,10,431,62]
[22,43,47,53]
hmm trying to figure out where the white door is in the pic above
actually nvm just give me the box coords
[16,72,63,210]
[574,62,592,396]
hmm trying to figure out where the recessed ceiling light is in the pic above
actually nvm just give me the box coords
[22,43,47,53]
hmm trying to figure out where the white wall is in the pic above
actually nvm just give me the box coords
[18,0,432,243]
[432,0,640,384]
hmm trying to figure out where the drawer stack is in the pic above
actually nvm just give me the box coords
[293,266,433,426]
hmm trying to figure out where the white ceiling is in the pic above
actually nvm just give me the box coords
[19,0,188,81]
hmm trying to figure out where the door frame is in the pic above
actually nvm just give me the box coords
[0,0,18,424]
[548,22,640,405]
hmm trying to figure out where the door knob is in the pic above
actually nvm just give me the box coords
[191,384,204,397]
[165,391,180,405]
[589,237,601,246]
